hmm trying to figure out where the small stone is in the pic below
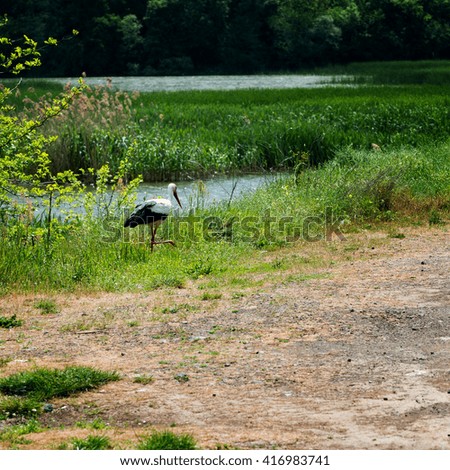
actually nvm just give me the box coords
[43,403,54,413]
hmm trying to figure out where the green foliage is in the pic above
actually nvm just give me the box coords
[0,21,86,251]
[22,81,141,174]
[2,1,450,75]
[8,64,450,182]
[0,313,22,328]
[0,396,42,420]
[0,419,42,445]
[137,430,197,450]
[0,366,120,400]
[133,375,154,385]
[19,76,446,182]
[34,298,58,315]
[200,292,222,301]
[75,418,108,430]
[71,435,112,450]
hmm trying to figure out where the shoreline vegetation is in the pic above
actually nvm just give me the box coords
[0,61,449,293]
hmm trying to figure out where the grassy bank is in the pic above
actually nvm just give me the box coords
[0,60,449,293]
[0,141,448,293]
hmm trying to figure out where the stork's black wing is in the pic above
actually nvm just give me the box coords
[124,200,168,228]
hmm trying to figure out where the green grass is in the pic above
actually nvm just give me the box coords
[137,430,197,450]
[133,375,154,385]
[317,60,450,86]
[131,84,450,179]
[0,141,448,293]
[0,419,42,446]
[200,292,222,301]
[75,418,109,430]
[34,299,59,315]
[0,367,120,419]
[0,314,22,328]
[0,366,120,400]
[0,396,43,420]
[0,61,449,293]
[4,60,450,180]
[71,435,112,450]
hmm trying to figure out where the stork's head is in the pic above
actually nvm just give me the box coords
[168,183,182,209]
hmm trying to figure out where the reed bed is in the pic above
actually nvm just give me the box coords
[7,68,450,181]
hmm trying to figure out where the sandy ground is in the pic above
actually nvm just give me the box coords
[0,224,449,449]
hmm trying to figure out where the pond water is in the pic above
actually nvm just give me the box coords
[135,172,284,208]
[47,74,347,92]
[29,172,285,220]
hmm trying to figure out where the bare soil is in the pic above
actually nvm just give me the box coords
[0,225,449,450]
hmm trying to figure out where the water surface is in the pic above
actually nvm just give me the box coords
[134,172,283,208]
[47,74,346,92]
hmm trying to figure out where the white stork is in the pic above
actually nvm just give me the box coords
[124,183,182,251]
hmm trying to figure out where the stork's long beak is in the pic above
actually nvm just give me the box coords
[174,189,182,209]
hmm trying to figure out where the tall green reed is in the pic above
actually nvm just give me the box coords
[14,73,450,181]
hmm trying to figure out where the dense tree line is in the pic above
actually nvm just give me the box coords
[2,0,450,76]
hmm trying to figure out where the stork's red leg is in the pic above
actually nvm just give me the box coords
[149,222,176,251]
[150,225,158,252]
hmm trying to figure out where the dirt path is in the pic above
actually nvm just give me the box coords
[0,225,449,449]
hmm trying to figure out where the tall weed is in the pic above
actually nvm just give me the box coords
[21,81,140,174]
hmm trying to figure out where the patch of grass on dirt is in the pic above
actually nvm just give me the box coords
[0,366,120,420]
[200,292,222,301]
[0,357,12,368]
[0,396,42,420]
[0,314,22,328]
[0,419,42,446]
[75,418,109,430]
[71,434,113,450]
[34,299,59,315]
[133,375,154,385]
[137,430,197,450]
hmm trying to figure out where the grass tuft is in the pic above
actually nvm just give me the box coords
[34,299,59,315]
[0,419,42,445]
[71,434,112,450]
[0,396,42,420]
[0,366,120,401]
[0,314,22,328]
[137,430,197,450]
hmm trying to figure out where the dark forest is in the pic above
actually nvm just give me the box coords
[2,0,450,76]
